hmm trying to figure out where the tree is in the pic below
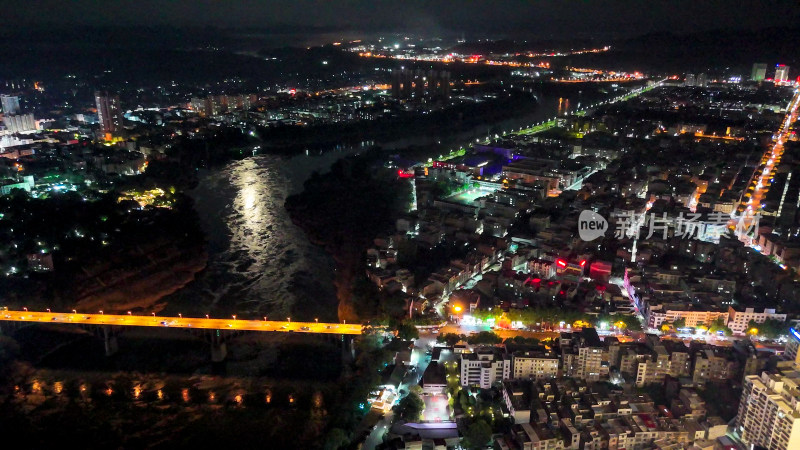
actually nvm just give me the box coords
[708,317,732,336]
[380,292,408,319]
[396,392,425,422]
[396,323,419,341]
[504,336,540,346]
[350,277,380,319]
[466,331,502,345]
[463,419,493,450]
[672,318,686,330]
[322,428,349,450]
[620,316,643,331]
[436,333,463,346]
[748,318,787,339]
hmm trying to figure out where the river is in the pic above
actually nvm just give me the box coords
[161,87,620,321]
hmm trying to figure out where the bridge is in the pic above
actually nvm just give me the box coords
[0,309,364,362]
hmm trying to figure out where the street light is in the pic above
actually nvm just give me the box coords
[46,309,50,313]
[23,307,27,312]
[99,310,103,315]
[233,315,237,320]
[128,311,132,315]
[315,318,319,323]
[287,317,291,322]
[206,314,210,319]
[264,316,267,321]
[72,309,77,314]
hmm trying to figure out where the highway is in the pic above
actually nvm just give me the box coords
[0,309,363,335]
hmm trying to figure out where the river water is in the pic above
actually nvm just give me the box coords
[163,88,615,321]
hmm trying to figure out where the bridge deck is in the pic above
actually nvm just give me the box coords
[0,310,363,335]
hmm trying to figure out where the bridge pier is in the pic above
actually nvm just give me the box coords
[211,341,227,362]
[210,331,227,362]
[341,335,355,364]
[103,326,119,356]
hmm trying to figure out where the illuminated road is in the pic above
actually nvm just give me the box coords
[0,310,363,335]
[740,88,800,241]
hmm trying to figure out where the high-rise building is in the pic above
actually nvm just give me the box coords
[391,68,450,100]
[0,95,20,115]
[696,73,708,87]
[561,328,609,381]
[751,63,767,81]
[684,73,696,87]
[735,367,800,450]
[775,65,790,83]
[785,328,800,365]
[2,113,36,133]
[94,91,124,134]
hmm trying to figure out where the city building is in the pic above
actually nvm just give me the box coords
[691,346,738,383]
[0,94,20,115]
[391,68,450,100]
[785,328,800,365]
[562,328,608,382]
[95,91,124,135]
[736,368,800,450]
[189,94,256,117]
[2,113,36,133]
[460,347,511,388]
[775,65,790,83]
[643,302,728,330]
[511,350,559,380]
[696,73,708,87]
[502,381,532,424]
[752,63,767,82]
[727,307,787,336]
[685,73,696,87]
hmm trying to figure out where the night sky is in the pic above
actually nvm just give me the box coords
[6,0,799,39]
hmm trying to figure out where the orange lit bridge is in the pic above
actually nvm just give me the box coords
[0,309,365,362]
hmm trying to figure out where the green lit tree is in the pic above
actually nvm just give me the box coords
[396,392,425,422]
[466,331,502,345]
[396,323,420,341]
[436,333,464,346]
[463,419,493,450]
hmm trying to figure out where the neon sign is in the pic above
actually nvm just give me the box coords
[790,328,800,342]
